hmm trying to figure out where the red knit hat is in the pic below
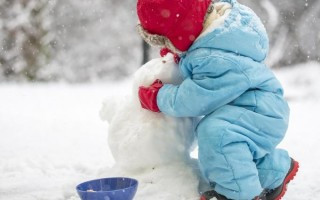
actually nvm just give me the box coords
[137,0,212,52]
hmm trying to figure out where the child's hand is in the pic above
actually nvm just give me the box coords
[138,79,163,112]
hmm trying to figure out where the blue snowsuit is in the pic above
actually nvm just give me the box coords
[157,0,291,199]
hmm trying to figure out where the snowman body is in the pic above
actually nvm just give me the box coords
[100,54,200,199]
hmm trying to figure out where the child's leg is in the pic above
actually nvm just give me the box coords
[197,105,291,199]
[198,136,263,199]
[197,110,263,199]
[255,149,291,189]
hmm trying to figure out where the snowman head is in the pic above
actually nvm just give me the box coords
[132,53,183,105]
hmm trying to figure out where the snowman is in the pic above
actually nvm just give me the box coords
[100,53,202,199]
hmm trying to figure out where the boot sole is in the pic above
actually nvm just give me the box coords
[274,159,299,200]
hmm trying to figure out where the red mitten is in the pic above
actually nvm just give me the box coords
[138,79,164,112]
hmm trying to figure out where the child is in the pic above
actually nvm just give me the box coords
[136,0,299,199]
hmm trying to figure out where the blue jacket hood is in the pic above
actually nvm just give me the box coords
[188,0,269,62]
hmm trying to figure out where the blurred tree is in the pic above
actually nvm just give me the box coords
[0,0,55,81]
[142,40,150,65]
[45,0,141,82]
[0,0,319,82]
[296,0,320,62]
[239,0,320,67]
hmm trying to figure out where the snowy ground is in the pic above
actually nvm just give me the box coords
[0,62,320,200]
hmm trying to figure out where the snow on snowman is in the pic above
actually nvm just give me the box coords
[100,53,202,199]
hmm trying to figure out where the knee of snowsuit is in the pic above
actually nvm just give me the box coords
[196,105,291,200]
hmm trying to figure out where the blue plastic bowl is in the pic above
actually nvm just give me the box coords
[76,177,138,200]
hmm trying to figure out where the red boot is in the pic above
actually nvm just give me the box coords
[265,158,299,200]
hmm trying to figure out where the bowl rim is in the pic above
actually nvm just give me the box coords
[76,177,138,193]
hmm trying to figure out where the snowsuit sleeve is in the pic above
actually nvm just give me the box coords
[157,54,251,117]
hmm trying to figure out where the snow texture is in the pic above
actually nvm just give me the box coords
[100,54,200,199]
[0,62,320,200]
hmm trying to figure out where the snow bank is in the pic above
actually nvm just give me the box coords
[0,62,320,200]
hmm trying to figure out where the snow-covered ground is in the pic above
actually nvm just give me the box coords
[0,62,320,200]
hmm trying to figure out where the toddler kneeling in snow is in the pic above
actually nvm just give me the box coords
[136,0,299,199]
